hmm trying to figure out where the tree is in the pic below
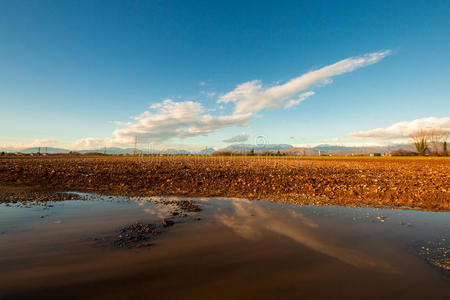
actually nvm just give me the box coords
[428,129,449,156]
[410,129,429,155]
[441,133,448,156]
[429,129,443,155]
[443,141,448,156]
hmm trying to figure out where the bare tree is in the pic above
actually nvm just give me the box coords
[429,129,442,155]
[410,129,429,155]
[428,129,449,156]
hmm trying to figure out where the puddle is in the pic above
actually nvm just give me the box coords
[0,193,449,299]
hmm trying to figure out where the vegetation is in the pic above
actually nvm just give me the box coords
[410,129,429,155]
[390,149,418,156]
[409,128,449,156]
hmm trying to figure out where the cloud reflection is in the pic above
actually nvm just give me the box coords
[215,199,395,272]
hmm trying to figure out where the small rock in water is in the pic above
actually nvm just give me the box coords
[162,219,174,227]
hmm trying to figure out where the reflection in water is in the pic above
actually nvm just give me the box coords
[0,194,448,299]
[215,199,395,271]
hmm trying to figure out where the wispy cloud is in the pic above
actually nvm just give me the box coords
[71,99,253,149]
[14,50,391,150]
[349,117,450,141]
[284,91,315,109]
[219,50,391,114]
[215,199,395,271]
[222,133,249,143]
[99,50,389,148]
[200,90,216,98]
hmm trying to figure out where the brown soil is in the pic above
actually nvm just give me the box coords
[0,156,448,211]
[0,185,80,203]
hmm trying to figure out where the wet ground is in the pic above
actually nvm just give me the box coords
[0,193,449,299]
[2,156,449,210]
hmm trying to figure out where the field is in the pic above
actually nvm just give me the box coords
[0,155,448,211]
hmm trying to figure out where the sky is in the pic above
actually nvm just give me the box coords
[1,0,449,151]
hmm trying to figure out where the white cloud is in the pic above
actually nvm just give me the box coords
[222,133,249,143]
[349,117,450,141]
[69,137,114,150]
[70,99,253,149]
[284,91,315,109]
[215,199,394,271]
[1,139,60,150]
[3,50,392,150]
[219,50,391,114]
[200,90,216,98]
[29,139,60,147]
[104,51,390,148]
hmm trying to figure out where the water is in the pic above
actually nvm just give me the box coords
[0,194,449,299]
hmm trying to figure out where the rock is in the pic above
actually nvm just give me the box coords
[162,219,174,227]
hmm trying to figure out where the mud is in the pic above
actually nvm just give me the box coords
[0,156,448,210]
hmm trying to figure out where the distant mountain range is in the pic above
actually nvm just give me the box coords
[160,149,191,155]
[1,146,199,155]
[217,143,293,153]
[1,143,414,155]
[309,144,414,154]
[216,143,414,155]
[16,147,72,154]
[79,147,138,155]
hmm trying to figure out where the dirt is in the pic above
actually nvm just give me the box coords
[0,156,448,211]
[113,222,162,248]
[111,199,202,248]
[0,185,80,203]
[417,239,450,279]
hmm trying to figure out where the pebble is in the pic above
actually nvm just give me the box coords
[162,219,174,227]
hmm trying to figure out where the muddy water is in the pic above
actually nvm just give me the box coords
[0,194,448,299]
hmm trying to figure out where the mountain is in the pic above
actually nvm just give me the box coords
[218,143,293,153]
[310,144,414,155]
[78,147,137,155]
[215,143,414,155]
[20,147,71,154]
[160,149,191,155]
[1,143,415,156]
[199,148,216,155]
[80,147,196,155]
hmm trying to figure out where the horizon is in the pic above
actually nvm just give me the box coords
[1,140,415,154]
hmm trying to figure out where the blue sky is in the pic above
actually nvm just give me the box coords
[1,0,449,150]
